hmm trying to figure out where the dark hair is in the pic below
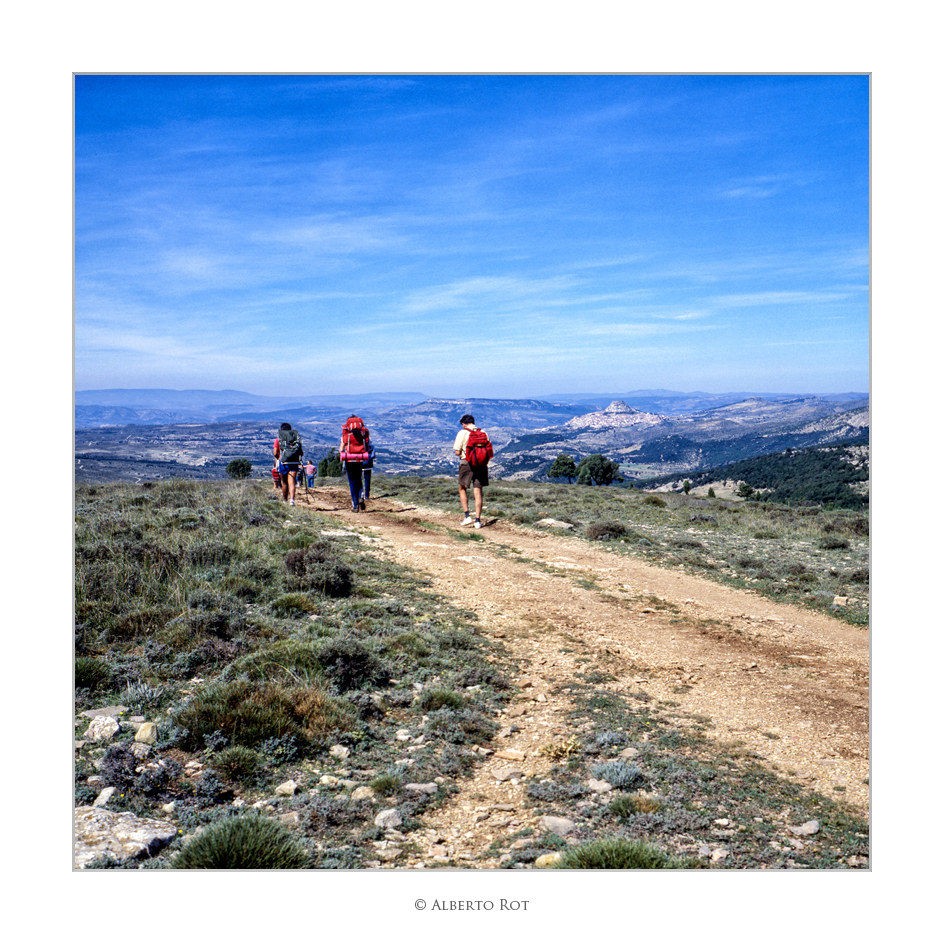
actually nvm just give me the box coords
[280,422,292,431]
[460,414,475,425]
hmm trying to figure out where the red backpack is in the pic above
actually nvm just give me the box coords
[341,416,371,463]
[465,428,493,466]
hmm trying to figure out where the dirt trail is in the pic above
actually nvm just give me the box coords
[295,486,869,867]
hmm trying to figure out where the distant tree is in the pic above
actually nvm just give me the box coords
[576,454,622,486]
[736,481,754,498]
[226,458,252,480]
[548,453,578,484]
[319,449,343,478]
[682,480,692,494]
[707,486,716,499]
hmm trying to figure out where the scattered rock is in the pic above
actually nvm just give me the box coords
[74,806,177,868]
[535,519,574,530]
[404,782,438,795]
[275,780,298,796]
[329,744,350,759]
[787,820,821,837]
[351,786,375,801]
[85,716,121,742]
[375,808,403,829]
[93,787,116,807]
[535,852,562,868]
[80,706,129,720]
[493,767,524,782]
[494,749,526,761]
[539,815,575,837]
[134,722,158,744]
[587,778,613,793]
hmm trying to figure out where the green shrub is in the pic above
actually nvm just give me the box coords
[586,522,629,541]
[271,593,318,616]
[226,459,252,480]
[172,814,309,869]
[284,542,353,597]
[554,837,685,869]
[609,792,663,817]
[75,656,111,692]
[424,707,496,744]
[418,688,464,711]
[316,637,390,691]
[370,773,402,796]
[644,495,667,507]
[211,745,264,782]
[173,679,354,750]
[230,639,325,683]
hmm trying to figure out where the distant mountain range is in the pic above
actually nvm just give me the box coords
[74,388,869,484]
[75,388,868,428]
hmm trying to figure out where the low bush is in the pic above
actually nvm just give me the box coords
[417,688,464,712]
[316,637,390,691]
[424,707,496,744]
[554,837,688,869]
[370,773,402,796]
[285,541,353,597]
[586,522,629,541]
[75,657,111,692]
[172,813,309,869]
[211,745,265,783]
[591,760,643,789]
[173,679,354,750]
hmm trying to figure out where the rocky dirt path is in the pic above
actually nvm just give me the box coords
[297,487,869,868]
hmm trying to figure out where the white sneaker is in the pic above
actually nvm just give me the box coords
[461,515,473,526]
[474,519,482,529]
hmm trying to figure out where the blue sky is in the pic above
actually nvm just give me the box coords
[74,74,869,399]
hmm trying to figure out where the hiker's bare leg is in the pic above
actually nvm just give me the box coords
[288,471,297,502]
[458,483,469,515]
[281,474,289,501]
[474,486,483,520]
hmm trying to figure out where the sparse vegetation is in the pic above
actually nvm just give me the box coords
[75,478,514,869]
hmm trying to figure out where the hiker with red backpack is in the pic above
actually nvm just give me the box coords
[453,414,493,529]
[339,415,372,512]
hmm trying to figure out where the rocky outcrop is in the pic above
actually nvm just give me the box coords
[74,807,177,868]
